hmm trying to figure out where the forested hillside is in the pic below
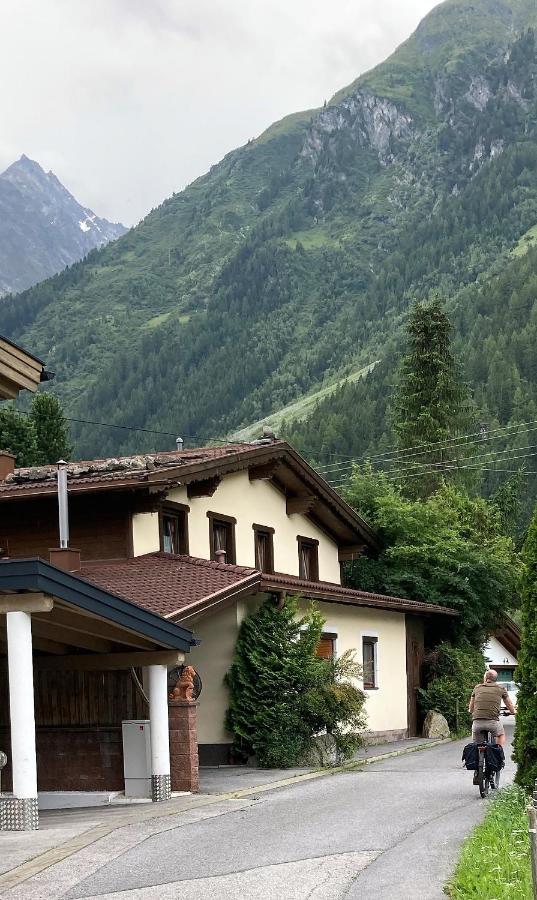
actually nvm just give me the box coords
[3,0,537,463]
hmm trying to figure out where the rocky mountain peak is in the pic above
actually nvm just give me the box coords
[0,155,127,296]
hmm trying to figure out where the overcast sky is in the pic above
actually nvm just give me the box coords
[1,0,438,225]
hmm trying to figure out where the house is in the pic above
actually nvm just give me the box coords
[0,350,199,831]
[484,616,520,682]
[0,334,51,400]
[0,439,456,771]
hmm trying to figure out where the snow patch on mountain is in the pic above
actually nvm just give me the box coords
[0,155,127,296]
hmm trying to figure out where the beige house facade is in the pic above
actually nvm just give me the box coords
[0,439,455,765]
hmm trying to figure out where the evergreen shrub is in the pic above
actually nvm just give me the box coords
[418,642,486,731]
[514,506,537,791]
[225,595,367,767]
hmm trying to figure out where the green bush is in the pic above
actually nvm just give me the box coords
[418,642,486,731]
[301,650,367,760]
[514,505,537,792]
[225,596,367,767]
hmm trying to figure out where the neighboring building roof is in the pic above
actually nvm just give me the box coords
[0,557,197,652]
[79,552,458,622]
[0,334,52,400]
[492,615,521,659]
[0,440,378,552]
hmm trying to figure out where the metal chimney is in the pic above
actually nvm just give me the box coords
[57,460,69,548]
[176,436,184,452]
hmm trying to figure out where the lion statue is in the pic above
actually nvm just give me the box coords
[169,665,196,701]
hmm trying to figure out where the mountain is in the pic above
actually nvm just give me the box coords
[3,0,537,465]
[0,155,126,295]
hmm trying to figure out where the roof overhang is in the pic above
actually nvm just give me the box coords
[0,442,378,553]
[493,615,521,659]
[0,335,52,400]
[258,574,458,617]
[0,557,197,657]
[170,572,262,624]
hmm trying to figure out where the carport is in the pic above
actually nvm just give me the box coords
[0,557,197,831]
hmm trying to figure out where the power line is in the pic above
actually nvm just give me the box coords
[316,416,537,469]
[316,419,537,475]
[323,440,537,480]
[15,409,236,446]
[326,450,537,489]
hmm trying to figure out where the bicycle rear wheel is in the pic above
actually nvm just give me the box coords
[478,750,489,798]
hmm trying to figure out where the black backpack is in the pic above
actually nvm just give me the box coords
[462,742,479,770]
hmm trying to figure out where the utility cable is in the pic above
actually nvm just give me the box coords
[326,450,537,488]
[315,417,537,472]
[316,423,537,476]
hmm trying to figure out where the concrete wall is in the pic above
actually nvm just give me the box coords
[132,470,342,584]
[190,595,408,750]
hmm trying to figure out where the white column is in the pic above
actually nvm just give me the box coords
[6,612,37,799]
[148,664,171,801]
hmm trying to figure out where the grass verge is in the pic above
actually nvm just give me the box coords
[446,785,532,899]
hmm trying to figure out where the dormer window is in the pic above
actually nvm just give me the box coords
[253,524,274,573]
[297,536,319,582]
[208,512,236,564]
[160,503,189,555]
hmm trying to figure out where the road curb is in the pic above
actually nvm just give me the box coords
[0,738,450,892]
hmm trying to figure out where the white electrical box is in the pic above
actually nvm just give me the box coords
[122,720,151,799]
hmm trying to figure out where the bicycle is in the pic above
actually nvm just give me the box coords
[475,729,501,798]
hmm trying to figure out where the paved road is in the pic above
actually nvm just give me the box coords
[5,724,515,900]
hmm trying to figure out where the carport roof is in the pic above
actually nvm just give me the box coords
[0,557,197,652]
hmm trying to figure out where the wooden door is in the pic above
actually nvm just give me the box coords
[406,616,425,737]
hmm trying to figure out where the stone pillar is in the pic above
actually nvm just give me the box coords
[148,664,171,802]
[169,700,199,793]
[2,611,39,831]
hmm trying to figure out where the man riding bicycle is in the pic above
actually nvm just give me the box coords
[468,668,516,748]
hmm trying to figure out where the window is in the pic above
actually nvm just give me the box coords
[316,632,337,660]
[208,512,236,564]
[362,636,378,689]
[253,524,274,573]
[160,503,189,555]
[297,536,319,581]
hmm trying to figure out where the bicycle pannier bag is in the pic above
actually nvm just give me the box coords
[462,742,479,770]
[485,742,505,772]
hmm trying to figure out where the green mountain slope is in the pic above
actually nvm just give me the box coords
[3,0,537,458]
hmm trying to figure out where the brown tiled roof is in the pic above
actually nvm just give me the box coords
[260,572,458,616]
[0,443,263,497]
[0,439,379,551]
[79,552,457,620]
[80,553,260,618]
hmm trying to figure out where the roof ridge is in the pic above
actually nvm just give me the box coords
[149,551,258,574]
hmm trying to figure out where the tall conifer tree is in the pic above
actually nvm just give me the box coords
[393,300,469,497]
[29,393,72,464]
[514,506,537,791]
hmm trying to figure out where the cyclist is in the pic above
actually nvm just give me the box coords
[468,668,516,749]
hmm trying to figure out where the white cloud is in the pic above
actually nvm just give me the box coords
[0,0,437,224]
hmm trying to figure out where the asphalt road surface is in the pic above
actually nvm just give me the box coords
[8,723,515,900]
